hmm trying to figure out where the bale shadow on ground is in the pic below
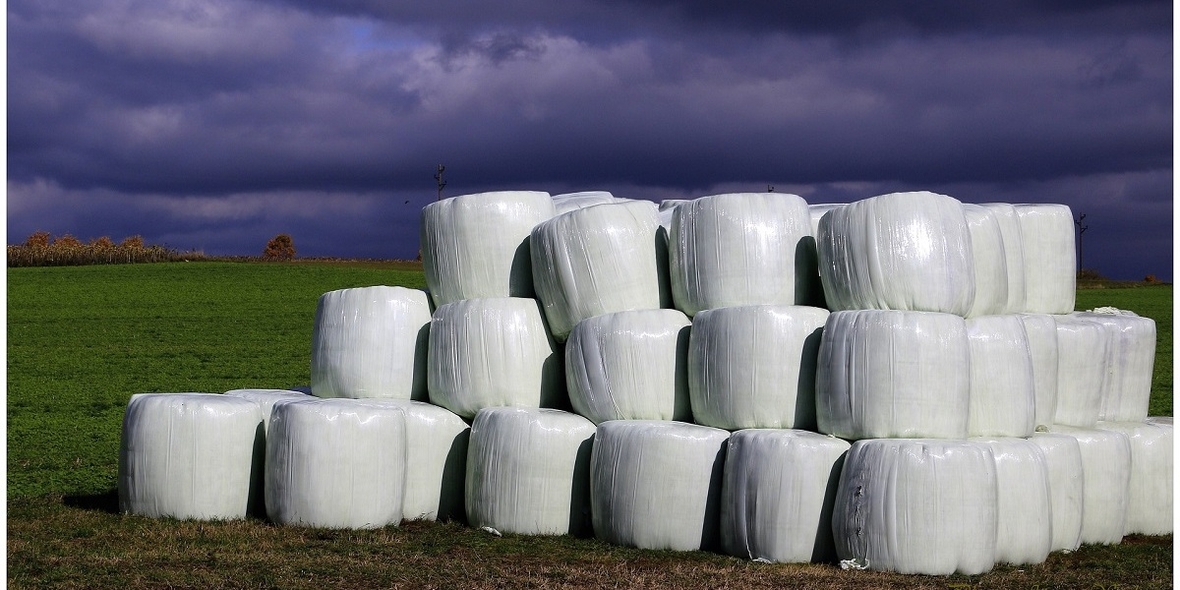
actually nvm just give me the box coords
[63,489,119,514]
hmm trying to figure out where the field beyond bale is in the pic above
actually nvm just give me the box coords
[7,262,1174,589]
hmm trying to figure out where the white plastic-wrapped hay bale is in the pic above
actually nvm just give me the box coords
[961,204,1009,318]
[427,297,564,419]
[1096,420,1173,535]
[531,200,672,341]
[816,310,971,440]
[591,420,730,551]
[565,309,692,424]
[806,204,844,309]
[1029,432,1085,552]
[808,204,844,237]
[832,439,997,575]
[119,393,264,520]
[1075,309,1157,422]
[973,437,1053,565]
[720,429,850,563]
[1016,314,1060,428]
[310,286,432,400]
[977,203,1027,313]
[465,408,596,536]
[552,191,620,214]
[1044,425,1131,545]
[348,399,470,521]
[265,399,407,529]
[689,305,829,431]
[966,315,1036,437]
[1053,314,1110,427]
[421,190,556,306]
[816,191,975,316]
[669,193,814,315]
[224,389,313,431]
[1015,204,1076,314]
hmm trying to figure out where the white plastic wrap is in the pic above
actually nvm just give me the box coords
[1029,432,1085,552]
[816,191,976,316]
[978,203,1027,313]
[350,399,470,521]
[966,315,1036,437]
[265,399,407,529]
[816,310,971,440]
[465,408,597,536]
[590,420,730,551]
[1044,425,1131,545]
[961,204,1009,318]
[224,389,313,431]
[720,429,851,563]
[530,200,672,341]
[1096,420,1173,535]
[832,439,997,575]
[565,309,692,424]
[119,393,264,520]
[310,286,432,400]
[427,297,564,419]
[552,191,621,214]
[1076,310,1157,422]
[669,193,814,316]
[973,437,1053,565]
[421,191,556,306]
[808,204,844,237]
[1053,315,1110,427]
[688,305,830,431]
[1015,204,1076,314]
[1016,314,1060,428]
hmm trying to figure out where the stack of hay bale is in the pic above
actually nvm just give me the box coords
[117,189,1170,576]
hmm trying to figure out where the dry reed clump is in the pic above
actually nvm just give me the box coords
[7,232,204,267]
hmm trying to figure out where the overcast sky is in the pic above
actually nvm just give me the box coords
[8,0,1173,280]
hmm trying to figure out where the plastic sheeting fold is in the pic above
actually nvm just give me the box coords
[669,193,814,316]
[565,309,692,424]
[531,200,672,341]
[816,191,976,316]
[1076,310,1157,422]
[421,191,556,306]
[816,310,971,440]
[551,191,619,214]
[1053,315,1110,427]
[974,437,1053,565]
[1016,204,1076,314]
[1044,425,1131,545]
[978,203,1027,313]
[720,429,850,563]
[966,315,1036,437]
[590,420,730,551]
[961,204,1008,318]
[465,408,597,536]
[427,297,564,419]
[119,393,264,520]
[832,439,998,575]
[310,286,432,400]
[1016,314,1060,428]
[689,305,829,431]
[1096,420,1173,535]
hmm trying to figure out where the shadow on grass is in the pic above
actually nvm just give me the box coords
[63,489,119,514]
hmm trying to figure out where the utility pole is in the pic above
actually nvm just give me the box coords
[434,164,447,201]
[767,184,775,193]
[1074,213,1088,272]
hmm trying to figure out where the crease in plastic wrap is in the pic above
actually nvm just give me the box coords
[465,408,597,536]
[978,203,1027,313]
[1029,432,1085,552]
[530,200,672,341]
[1053,315,1110,427]
[565,309,692,424]
[1074,309,1157,422]
[973,437,1053,565]
[1016,314,1060,428]
[831,439,998,576]
[966,315,1036,437]
[1043,425,1131,545]
[119,393,264,520]
[427,297,565,419]
[816,191,976,316]
[668,193,814,316]
[689,305,829,431]
[1015,204,1076,314]
[552,191,621,214]
[961,204,1009,318]
[591,420,730,551]
[816,310,971,440]
[265,399,408,529]
[344,399,470,522]
[310,286,432,400]
[1095,420,1172,535]
[720,429,850,563]
[421,191,556,306]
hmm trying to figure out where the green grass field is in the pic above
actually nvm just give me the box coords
[7,263,1174,588]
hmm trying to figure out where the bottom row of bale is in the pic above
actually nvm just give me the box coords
[118,390,1173,576]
